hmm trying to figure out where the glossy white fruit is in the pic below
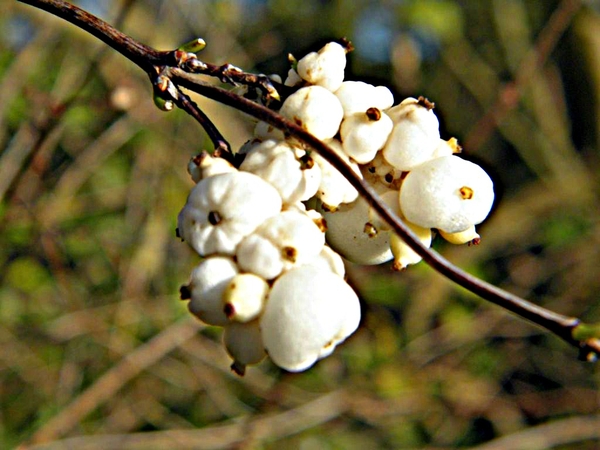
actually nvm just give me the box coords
[297,42,346,92]
[320,196,394,265]
[187,152,236,183]
[260,266,360,372]
[383,97,441,171]
[340,109,393,164]
[223,320,266,374]
[399,155,495,233]
[335,81,394,116]
[186,256,238,326]
[439,225,481,245]
[390,222,432,270]
[236,210,325,280]
[177,172,282,255]
[312,139,361,209]
[279,85,344,141]
[240,139,321,205]
[222,273,269,323]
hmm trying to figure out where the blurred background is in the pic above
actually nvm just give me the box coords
[2,0,600,448]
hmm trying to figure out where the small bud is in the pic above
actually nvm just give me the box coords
[153,94,174,112]
[185,58,208,71]
[155,75,178,100]
[178,38,207,53]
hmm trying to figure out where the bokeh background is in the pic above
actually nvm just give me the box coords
[2,0,600,448]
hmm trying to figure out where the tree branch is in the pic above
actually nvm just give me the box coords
[17,0,600,361]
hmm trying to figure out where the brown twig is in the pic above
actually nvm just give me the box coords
[16,0,600,362]
[22,390,345,449]
[168,83,232,158]
[468,413,600,450]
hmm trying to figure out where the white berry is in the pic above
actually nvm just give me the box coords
[439,225,481,245]
[223,320,266,375]
[260,266,360,372]
[185,256,238,326]
[297,42,347,92]
[320,195,393,265]
[399,155,495,233]
[236,210,325,280]
[312,139,361,209]
[222,273,269,323]
[383,97,441,171]
[279,85,344,141]
[340,108,393,164]
[335,81,394,116]
[240,139,321,205]
[177,171,282,255]
[187,152,236,183]
[390,222,432,271]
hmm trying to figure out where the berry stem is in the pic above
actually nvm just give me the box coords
[170,86,233,160]
[18,0,599,361]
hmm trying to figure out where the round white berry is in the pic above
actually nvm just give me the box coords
[253,121,285,141]
[260,266,360,372]
[340,108,393,164]
[383,97,441,171]
[399,155,495,233]
[320,196,394,265]
[296,42,346,92]
[187,152,236,183]
[236,210,325,280]
[222,273,269,323]
[334,81,394,116]
[367,188,401,232]
[185,256,238,326]
[240,139,321,205]
[279,85,344,141]
[300,245,346,278]
[312,139,361,209]
[177,171,282,256]
[223,320,266,375]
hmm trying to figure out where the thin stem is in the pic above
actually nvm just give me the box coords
[172,87,232,157]
[17,0,600,360]
[178,60,289,101]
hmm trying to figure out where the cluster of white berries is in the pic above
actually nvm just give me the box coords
[177,41,495,374]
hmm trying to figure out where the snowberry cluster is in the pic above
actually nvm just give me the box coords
[177,41,494,374]
[177,150,360,375]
